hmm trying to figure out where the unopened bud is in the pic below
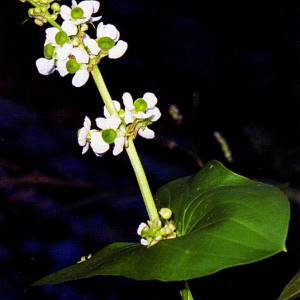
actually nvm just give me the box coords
[159,208,172,220]
[34,18,44,26]
[51,2,60,12]
[81,23,89,32]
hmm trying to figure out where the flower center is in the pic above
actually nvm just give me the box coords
[44,43,55,59]
[102,129,117,144]
[134,98,148,112]
[55,30,68,46]
[71,7,84,20]
[66,59,80,74]
[97,37,115,51]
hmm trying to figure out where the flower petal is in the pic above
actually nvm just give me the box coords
[55,43,73,61]
[46,27,60,45]
[108,41,128,59]
[82,142,89,154]
[122,92,134,109]
[103,100,121,119]
[143,92,157,108]
[138,127,155,139]
[61,20,78,36]
[72,69,89,87]
[95,117,109,129]
[56,60,69,77]
[60,5,72,20]
[108,115,121,130]
[90,132,109,154]
[71,47,89,64]
[36,58,55,75]
[83,116,91,130]
[83,35,100,55]
[149,107,161,122]
[78,128,88,146]
[112,136,124,156]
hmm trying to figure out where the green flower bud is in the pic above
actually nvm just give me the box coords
[66,59,80,74]
[102,129,117,144]
[34,19,44,26]
[134,98,148,112]
[28,8,34,17]
[19,0,27,3]
[44,43,55,59]
[33,7,42,14]
[55,30,68,46]
[97,37,115,51]
[51,2,60,12]
[71,7,84,20]
[159,208,172,220]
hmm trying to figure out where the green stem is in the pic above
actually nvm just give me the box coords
[180,281,194,300]
[91,65,160,222]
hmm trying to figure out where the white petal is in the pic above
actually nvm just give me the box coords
[140,238,148,246]
[56,60,69,77]
[108,115,121,130]
[112,136,124,156]
[149,107,161,122]
[36,58,55,75]
[138,127,155,139]
[79,1,94,18]
[60,5,72,20]
[97,23,119,40]
[143,92,157,108]
[90,0,100,12]
[72,69,90,87]
[61,20,78,36]
[55,43,73,61]
[83,36,100,55]
[122,92,134,109]
[82,142,89,154]
[95,117,109,129]
[46,27,59,45]
[103,100,121,118]
[71,47,89,64]
[124,109,134,124]
[71,0,77,8]
[83,116,91,130]
[78,128,88,146]
[137,223,148,235]
[90,132,109,154]
[108,41,128,59]
[90,15,102,23]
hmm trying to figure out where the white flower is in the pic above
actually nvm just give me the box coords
[93,114,125,156]
[78,116,92,154]
[96,22,128,59]
[60,0,101,25]
[123,92,161,122]
[56,47,90,87]
[140,238,148,246]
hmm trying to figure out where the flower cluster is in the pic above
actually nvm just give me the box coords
[78,92,161,156]
[36,0,128,87]
[137,207,176,247]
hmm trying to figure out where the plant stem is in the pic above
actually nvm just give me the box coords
[180,281,194,300]
[91,65,160,222]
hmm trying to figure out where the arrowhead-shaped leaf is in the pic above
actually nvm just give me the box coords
[31,160,290,286]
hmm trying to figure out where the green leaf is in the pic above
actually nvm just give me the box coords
[278,270,300,300]
[30,160,290,287]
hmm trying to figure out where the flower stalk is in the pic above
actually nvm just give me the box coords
[91,65,160,222]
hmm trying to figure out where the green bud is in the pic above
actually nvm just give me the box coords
[66,59,80,74]
[44,43,55,59]
[19,0,27,3]
[159,208,172,220]
[28,8,34,17]
[55,30,68,46]
[34,19,44,26]
[33,7,42,14]
[97,37,115,51]
[71,7,84,20]
[51,2,60,12]
[102,129,117,144]
[134,98,148,112]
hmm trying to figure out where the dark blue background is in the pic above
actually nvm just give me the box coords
[1,0,299,299]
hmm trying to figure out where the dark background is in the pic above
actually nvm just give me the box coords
[1,0,299,299]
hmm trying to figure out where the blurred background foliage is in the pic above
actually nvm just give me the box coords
[0,0,299,299]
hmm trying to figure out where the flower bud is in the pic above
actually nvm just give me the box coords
[51,2,60,12]
[159,208,172,220]
[81,24,89,32]
[34,19,44,26]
